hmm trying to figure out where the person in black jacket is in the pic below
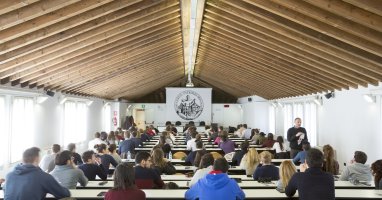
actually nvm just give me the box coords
[151,148,176,175]
[287,118,308,158]
[67,143,83,165]
[231,141,249,166]
[285,148,334,200]
[78,150,107,181]
[95,144,118,175]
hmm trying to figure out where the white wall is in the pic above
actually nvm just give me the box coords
[317,85,382,167]
[237,96,270,132]
[125,103,243,127]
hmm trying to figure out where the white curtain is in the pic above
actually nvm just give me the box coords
[282,102,317,146]
[268,105,276,134]
[0,97,6,166]
[63,101,87,145]
[103,104,111,133]
[11,98,34,163]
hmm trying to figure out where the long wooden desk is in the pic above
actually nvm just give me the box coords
[2,189,381,199]
[80,180,375,189]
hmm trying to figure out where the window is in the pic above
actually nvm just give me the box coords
[283,104,293,139]
[10,98,34,163]
[103,104,111,133]
[63,101,87,145]
[268,105,276,134]
[0,97,6,166]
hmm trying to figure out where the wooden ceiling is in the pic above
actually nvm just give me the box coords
[0,0,381,101]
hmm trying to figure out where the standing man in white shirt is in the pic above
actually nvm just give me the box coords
[88,132,107,150]
[39,144,61,172]
[187,131,198,151]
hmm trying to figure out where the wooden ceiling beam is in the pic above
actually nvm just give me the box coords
[22,23,180,85]
[199,32,347,91]
[67,53,183,94]
[1,19,180,80]
[203,7,382,82]
[0,0,80,30]
[108,72,184,99]
[243,0,382,57]
[55,49,183,92]
[196,53,311,97]
[0,1,179,70]
[342,0,382,16]
[0,0,173,60]
[269,0,382,45]
[0,0,114,43]
[87,67,183,98]
[0,0,41,16]
[303,0,382,32]
[4,12,180,80]
[197,44,323,93]
[220,0,382,68]
[201,24,366,88]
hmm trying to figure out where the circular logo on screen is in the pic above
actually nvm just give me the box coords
[174,90,204,120]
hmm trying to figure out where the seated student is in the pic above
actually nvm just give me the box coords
[4,147,70,199]
[107,131,117,145]
[100,131,109,144]
[262,133,276,148]
[134,151,164,189]
[273,136,289,159]
[95,144,118,175]
[78,150,107,181]
[293,142,310,164]
[276,160,297,192]
[39,144,60,172]
[339,151,372,181]
[234,124,245,138]
[140,129,150,142]
[185,158,245,200]
[105,163,145,200]
[146,126,156,137]
[285,148,335,200]
[130,130,144,147]
[322,144,339,175]
[155,135,172,156]
[185,140,205,166]
[0,178,4,190]
[242,125,253,139]
[151,148,176,175]
[231,141,249,166]
[192,141,208,167]
[250,128,260,142]
[88,132,107,150]
[50,150,88,189]
[240,148,260,176]
[253,151,279,181]
[67,143,83,165]
[371,160,382,189]
[115,129,125,142]
[218,131,236,154]
[256,132,266,145]
[118,131,133,158]
[189,153,215,187]
[108,144,122,164]
[214,126,224,144]
[187,131,198,151]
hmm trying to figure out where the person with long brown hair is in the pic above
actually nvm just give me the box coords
[240,148,260,175]
[151,148,176,175]
[104,163,145,200]
[322,144,339,175]
[276,160,297,191]
[371,159,382,189]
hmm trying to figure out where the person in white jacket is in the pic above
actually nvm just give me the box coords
[189,153,214,187]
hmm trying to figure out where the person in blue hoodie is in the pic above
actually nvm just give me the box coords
[185,158,245,200]
[4,147,71,200]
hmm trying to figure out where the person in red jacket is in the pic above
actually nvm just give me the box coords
[105,163,145,200]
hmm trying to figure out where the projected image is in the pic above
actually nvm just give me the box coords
[174,90,204,120]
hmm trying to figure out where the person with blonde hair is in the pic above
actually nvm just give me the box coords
[253,151,279,181]
[276,160,297,191]
[240,148,260,175]
[322,144,339,175]
[151,148,176,175]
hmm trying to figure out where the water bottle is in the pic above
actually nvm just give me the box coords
[127,151,131,160]
[168,151,172,161]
